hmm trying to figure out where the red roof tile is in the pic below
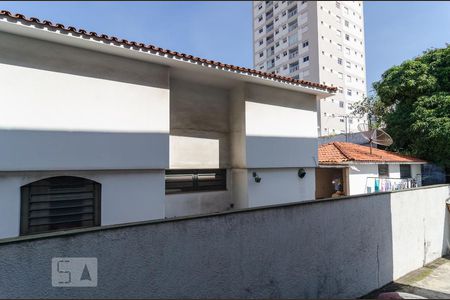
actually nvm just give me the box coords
[319,142,426,164]
[0,10,337,93]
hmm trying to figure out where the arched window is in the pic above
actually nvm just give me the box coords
[20,176,101,235]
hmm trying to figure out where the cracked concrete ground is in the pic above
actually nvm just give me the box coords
[362,256,450,299]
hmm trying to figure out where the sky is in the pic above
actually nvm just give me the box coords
[1,1,449,93]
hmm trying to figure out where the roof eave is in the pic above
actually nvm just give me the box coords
[319,161,427,165]
[0,15,335,97]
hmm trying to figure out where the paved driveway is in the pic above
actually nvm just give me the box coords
[363,256,450,299]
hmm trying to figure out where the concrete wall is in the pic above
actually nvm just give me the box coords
[244,83,318,168]
[247,168,316,207]
[348,164,378,195]
[0,32,170,171]
[0,185,448,299]
[0,170,165,239]
[169,78,230,169]
[348,164,423,195]
[390,186,450,279]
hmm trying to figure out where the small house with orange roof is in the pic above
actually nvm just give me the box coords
[316,142,426,199]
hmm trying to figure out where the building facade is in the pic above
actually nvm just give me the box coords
[0,10,334,239]
[253,1,367,136]
[316,142,425,199]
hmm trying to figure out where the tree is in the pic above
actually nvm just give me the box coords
[364,45,450,167]
[350,95,386,128]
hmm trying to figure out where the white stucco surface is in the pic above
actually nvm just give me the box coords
[0,32,170,171]
[247,168,316,207]
[349,164,379,195]
[0,170,165,239]
[244,84,318,168]
[0,63,169,133]
[348,163,423,195]
[390,164,401,179]
[0,31,325,223]
[390,185,450,279]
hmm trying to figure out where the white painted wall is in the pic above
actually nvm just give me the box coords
[247,168,315,207]
[391,185,450,279]
[0,170,165,239]
[231,169,249,209]
[390,164,401,179]
[349,164,379,195]
[244,83,318,168]
[348,163,423,195]
[92,171,165,226]
[0,32,170,171]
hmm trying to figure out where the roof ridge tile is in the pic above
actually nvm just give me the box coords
[319,142,426,164]
[332,142,353,161]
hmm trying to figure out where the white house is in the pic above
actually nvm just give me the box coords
[316,142,426,199]
[0,10,335,239]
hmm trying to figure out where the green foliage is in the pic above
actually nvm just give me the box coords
[411,93,450,167]
[350,95,386,128]
[370,45,450,167]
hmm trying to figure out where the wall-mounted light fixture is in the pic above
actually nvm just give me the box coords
[298,168,306,179]
[252,172,261,183]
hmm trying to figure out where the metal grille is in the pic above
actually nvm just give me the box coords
[20,176,101,235]
[165,169,227,194]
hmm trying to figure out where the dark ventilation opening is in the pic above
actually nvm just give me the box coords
[20,176,101,235]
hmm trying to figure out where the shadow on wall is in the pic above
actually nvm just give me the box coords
[245,135,318,168]
[169,78,230,169]
[0,31,169,89]
[0,129,169,170]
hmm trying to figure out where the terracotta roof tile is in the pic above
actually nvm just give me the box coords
[0,10,337,94]
[319,142,426,164]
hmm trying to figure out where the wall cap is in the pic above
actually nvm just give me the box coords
[0,184,448,246]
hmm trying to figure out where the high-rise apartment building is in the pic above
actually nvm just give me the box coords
[253,1,367,136]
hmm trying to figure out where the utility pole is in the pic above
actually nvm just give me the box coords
[345,116,348,142]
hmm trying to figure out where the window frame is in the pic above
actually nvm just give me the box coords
[165,169,227,195]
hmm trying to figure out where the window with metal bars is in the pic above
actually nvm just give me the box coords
[400,165,412,179]
[20,176,101,235]
[165,169,227,194]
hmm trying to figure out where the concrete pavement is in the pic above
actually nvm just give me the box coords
[363,256,450,299]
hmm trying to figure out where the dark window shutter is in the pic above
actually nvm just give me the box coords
[20,176,101,235]
[378,164,389,178]
[400,165,412,179]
